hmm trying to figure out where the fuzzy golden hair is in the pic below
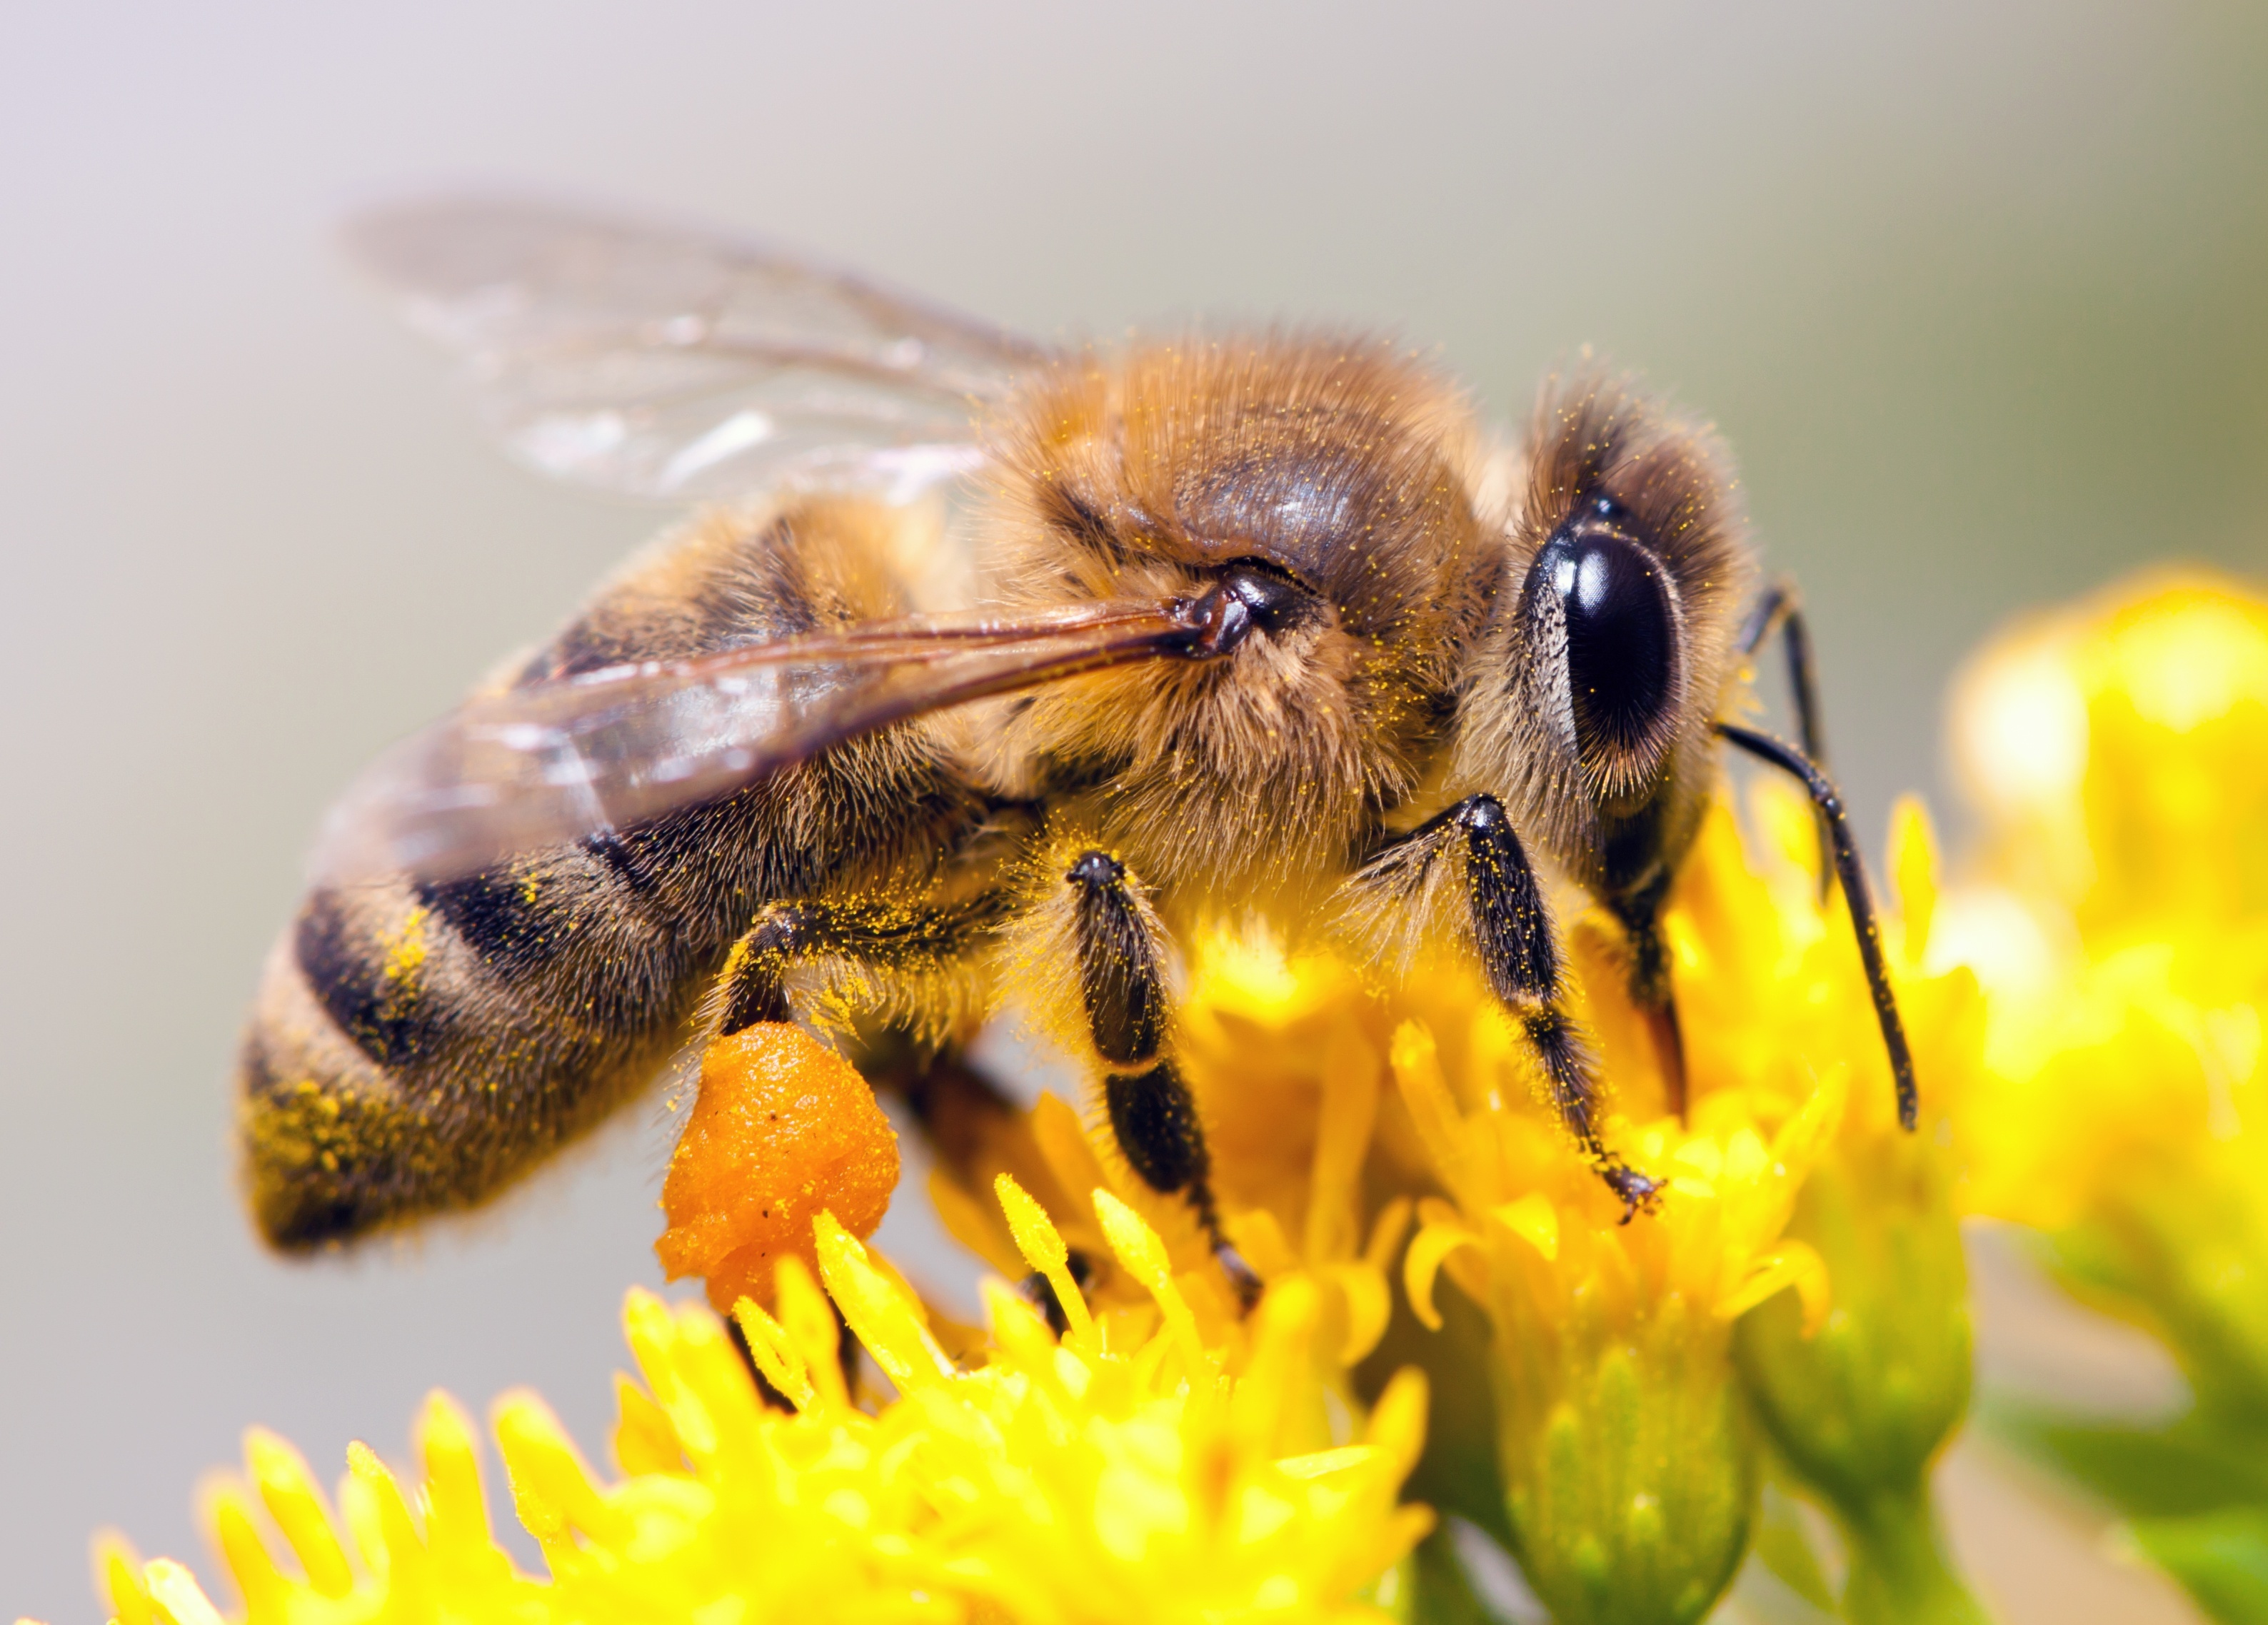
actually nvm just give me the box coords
[975,334,1503,919]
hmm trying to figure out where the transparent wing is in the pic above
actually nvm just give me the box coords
[343,195,1051,503]
[311,599,1208,886]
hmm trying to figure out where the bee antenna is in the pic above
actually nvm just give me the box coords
[1715,723,1920,1132]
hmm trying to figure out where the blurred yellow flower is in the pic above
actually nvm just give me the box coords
[1946,568,2268,1411]
[104,1196,1430,1625]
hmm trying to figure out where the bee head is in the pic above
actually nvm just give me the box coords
[1453,371,1755,892]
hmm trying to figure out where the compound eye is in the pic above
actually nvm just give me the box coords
[1534,528,1680,759]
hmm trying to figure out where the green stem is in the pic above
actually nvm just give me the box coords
[1837,1479,1994,1625]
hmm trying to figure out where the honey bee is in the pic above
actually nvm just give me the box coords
[241,196,1915,1272]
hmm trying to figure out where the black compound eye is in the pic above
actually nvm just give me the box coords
[1533,527,1680,758]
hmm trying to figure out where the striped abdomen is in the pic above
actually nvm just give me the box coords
[237,500,981,1248]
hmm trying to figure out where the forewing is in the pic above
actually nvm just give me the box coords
[310,602,1195,885]
[344,196,1050,503]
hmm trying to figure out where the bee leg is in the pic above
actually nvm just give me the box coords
[712,895,1007,1037]
[1064,850,1260,1305]
[726,1304,861,1412]
[1740,578,1834,898]
[1608,876,1689,1122]
[1717,723,1920,1130]
[1445,795,1664,1219]
[1020,1249,1095,1338]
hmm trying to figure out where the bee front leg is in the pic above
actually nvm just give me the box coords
[1740,578,1835,898]
[1062,850,1258,1302]
[1400,796,1664,1219]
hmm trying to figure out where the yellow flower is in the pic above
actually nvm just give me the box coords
[1946,568,2268,1412]
[97,718,2000,1625]
[1383,790,1966,1625]
[925,928,1418,1369]
[1729,796,1987,1625]
[940,779,1982,1625]
[104,1194,1431,1625]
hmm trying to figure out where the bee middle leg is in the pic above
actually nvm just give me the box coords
[1061,850,1258,1301]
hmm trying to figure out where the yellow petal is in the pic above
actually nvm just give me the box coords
[1716,1239,1831,1335]
[1321,1260,1394,1366]
[773,1255,851,1413]
[341,1442,423,1584]
[95,1535,152,1625]
[979,1274,1063,1370]
[204,1483,286,1625]
[1403,1219,1482,1332]
[244,1429,354,1599]
[1277,1444,1378,1479]
[1389,1023,1474,1207]
[1890,793,1940,961]
[494,1389,631,1551]
[731,1296,816,1411]
[1093,1188,1206,1372]
[415,1392,501,1568]
[141,1561,225,1625]
[1364,1197,1415,1272]
[1305,1026,1381,1262]
[1489,1193,1559,1262]
[1225,1205,1300,1280]
[1365,1367,1432,1479]
[612,1372,687,1475]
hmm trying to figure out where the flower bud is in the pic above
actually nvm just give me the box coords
[1493,1281,1757,1625]
[1735,797,1990,1625]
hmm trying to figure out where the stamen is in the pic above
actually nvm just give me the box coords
[1093,1189,1207,1373]
[995,1173,1095,1345]
[813,1212,954,1390]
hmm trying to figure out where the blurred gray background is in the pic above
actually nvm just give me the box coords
[2,3,2262,1619]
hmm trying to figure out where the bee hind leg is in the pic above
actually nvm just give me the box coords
[1063,850,1260,1307]
[711,894,1009,1037]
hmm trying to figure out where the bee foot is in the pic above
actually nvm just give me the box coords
[1214,1241,1264,1310]
[1605,1162,1665,1223]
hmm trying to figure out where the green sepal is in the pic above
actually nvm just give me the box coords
[1749,1481,1837,1614]
[2125,1506,2268,1625]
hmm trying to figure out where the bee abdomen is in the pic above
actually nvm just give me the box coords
[241,860,703,1249]
[237,497,991,1250]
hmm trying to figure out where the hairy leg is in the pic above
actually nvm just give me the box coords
[1061,850,1257,1298]
[1361,796,1663,1218]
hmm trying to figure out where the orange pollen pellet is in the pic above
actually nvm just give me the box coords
[655,1025,899,1312]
